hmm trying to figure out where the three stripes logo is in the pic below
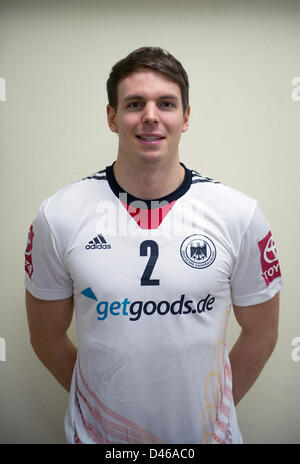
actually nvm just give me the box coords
[85,233,111,250]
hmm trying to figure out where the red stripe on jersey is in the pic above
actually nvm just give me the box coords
[121,200,177,229]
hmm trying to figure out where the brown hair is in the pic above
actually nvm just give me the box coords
[106,47,189,113]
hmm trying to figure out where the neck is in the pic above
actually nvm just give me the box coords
[113,157,185,200]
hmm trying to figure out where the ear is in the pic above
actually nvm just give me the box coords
[107,104,118,133]
[181,105,190,133]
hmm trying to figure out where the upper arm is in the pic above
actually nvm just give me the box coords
[233,292,280,339]
[26,289,74,343]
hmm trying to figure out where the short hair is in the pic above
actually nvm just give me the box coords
[106,46,189,113]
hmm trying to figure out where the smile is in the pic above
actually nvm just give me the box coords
[136,135,165,144]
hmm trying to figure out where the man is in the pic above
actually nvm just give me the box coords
[25,47,282,444]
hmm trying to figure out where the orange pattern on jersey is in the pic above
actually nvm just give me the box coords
[75,358,163,444]
[200,305,233,444]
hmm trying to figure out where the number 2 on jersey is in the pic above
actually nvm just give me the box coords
[140,240,160,286]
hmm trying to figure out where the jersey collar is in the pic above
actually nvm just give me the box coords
[106,162,192,209]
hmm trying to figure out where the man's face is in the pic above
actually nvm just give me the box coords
[107,68,190,166]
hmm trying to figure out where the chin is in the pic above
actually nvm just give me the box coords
[138,152,164,165]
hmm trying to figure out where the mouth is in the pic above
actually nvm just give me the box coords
[136,134,166,145]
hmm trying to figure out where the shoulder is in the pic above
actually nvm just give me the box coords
[41,168,108,215]
[35,167,110,236]
[186,167,266,244]
[189,168,257,217]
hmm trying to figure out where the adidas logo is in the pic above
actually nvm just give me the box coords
[85,233,111,250]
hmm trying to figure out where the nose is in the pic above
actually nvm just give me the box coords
[142,102,159,124]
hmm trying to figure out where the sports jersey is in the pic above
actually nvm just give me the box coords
[24,163,282,444]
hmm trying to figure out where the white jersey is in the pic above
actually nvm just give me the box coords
[25,163,282,444]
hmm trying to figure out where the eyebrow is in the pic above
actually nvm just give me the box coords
[123,94,179,102]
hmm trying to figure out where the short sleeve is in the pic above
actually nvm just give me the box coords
[24,202,73,300]
[231,202,283,306]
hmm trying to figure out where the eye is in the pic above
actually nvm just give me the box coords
[127,101,144,110]
[159,101,176,110]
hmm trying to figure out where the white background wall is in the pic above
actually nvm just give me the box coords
[0,0,299,444]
